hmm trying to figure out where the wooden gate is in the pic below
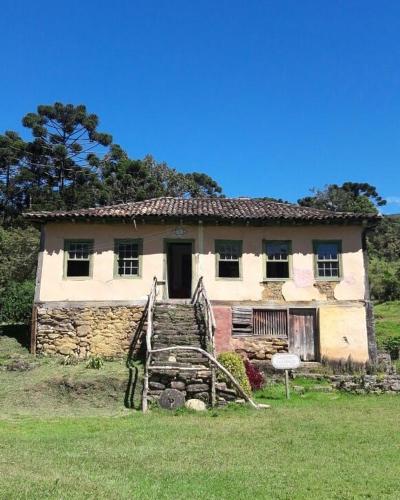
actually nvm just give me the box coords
[289,309,318,361]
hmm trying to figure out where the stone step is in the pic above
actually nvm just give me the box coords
[153,320,199,327]
[150,361,208,369]
[153,335,203,343]
[152,353,209,362]
[153,318,198,326]
[153,329,202,336]
[156,302,195,309]
[153,322,200,328]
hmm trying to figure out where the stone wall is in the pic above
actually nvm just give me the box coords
[330,374,400,394]
[261,282,284,301]
[36,305,145,358]
[313,281,336,300]
[231,336,288,360]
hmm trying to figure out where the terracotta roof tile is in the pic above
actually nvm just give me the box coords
[24,197,380,224]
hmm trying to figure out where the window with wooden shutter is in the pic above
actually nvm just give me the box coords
[253,309,288,337]
[232,307,288,337]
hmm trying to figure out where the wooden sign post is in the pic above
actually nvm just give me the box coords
[271,353,301,399]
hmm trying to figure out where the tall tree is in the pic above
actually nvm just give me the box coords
[20,103,113,209]
[100,153,223,205]
[0,131,26,222]
[0,102,223,223]
[298,182,386,214]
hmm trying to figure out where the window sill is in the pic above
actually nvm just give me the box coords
[215,277,243,281]
[261,278,292,283]
[63,277,92,281]
[315,277,342,282]
[113,276,142,280]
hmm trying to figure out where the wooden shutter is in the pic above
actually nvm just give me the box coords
[253,309,288,337]
[232,306,253,335]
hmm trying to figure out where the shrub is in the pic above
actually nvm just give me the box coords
[381,336,400,359]
[217,352,252,396]
[85,356,104,369]
[244,360,265,390]
[0,280,35,324]
[0,226,39,292]
[369,258,400,302]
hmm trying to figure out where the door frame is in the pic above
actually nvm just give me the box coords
[163,239,196,299]
[288,307,320,361]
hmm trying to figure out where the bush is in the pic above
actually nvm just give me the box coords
[380,336,400,359]
[244,360,265,390]
[0,280,35,324]
[217,352,252,396]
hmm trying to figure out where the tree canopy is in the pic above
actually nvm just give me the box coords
[298,182,386,214]
[0,102,223,225]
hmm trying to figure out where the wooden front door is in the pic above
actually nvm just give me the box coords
[167,242,192,298]
[289,309,318,361]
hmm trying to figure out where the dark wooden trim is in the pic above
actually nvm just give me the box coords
[30,305,37,355]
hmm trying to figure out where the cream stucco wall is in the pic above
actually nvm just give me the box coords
[319,305,369,362]
[38,221,366,303]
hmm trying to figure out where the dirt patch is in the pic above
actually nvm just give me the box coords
[5,358,34,372]
[42,375,127,401]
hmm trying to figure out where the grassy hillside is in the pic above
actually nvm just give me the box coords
[0,334,142,418]
[374,301,400,349]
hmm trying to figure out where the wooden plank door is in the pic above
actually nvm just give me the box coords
[289,309,318,361]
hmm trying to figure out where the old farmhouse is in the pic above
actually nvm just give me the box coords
[28,197,378,370]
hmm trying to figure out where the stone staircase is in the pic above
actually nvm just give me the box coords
[147,302,214,405]
[142,278,260,411]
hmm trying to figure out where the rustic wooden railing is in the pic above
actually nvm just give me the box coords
[142,276,259,412]
[191,276,217,406]
[142,276,158,413]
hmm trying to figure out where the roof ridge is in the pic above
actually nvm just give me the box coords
[23,196,380,223]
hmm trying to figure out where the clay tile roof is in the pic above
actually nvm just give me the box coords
[24,197,380,224]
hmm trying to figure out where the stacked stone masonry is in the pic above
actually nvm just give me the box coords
[147,303,241,407]
[231,336,288,360]
[330,374,400,394]
[36,305,145,358]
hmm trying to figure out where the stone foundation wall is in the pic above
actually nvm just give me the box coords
[231,336,288,360]
[36,305,145,358]
[331,374,400,394]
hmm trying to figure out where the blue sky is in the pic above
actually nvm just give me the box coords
[1,0,399,213]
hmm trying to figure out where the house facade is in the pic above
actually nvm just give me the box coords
[28,197,378,364]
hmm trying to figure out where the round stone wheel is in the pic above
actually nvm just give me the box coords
[159,389,185,410]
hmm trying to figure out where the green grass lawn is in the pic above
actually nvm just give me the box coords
[1,395,400,499]
[1,332,400,499]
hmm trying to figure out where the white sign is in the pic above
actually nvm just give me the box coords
[271,353,300,370]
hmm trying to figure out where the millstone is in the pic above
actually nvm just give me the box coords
[158,389,185,410]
